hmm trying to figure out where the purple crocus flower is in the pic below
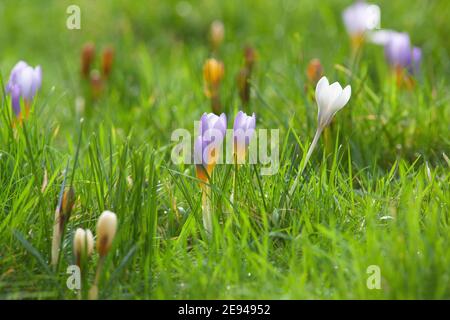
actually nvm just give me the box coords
[6,60,42,117]
[384,32,422,74]
[194,112,227,181]
[233,111,256,162]
[342,1,380,37]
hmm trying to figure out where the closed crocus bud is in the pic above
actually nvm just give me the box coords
[209,20,225,51]
[194,113,227,182]
[203,58,224,113]
[306,58,323,85]
[74,228,94,265]
[61,186,76,218]
[81,42,95,78]
[342,1,380,50]
[233,111,256,162]
[6,61,42,119]
[101,46,114,78]
[51,186,75,266]
[96,211,117,257]
[315,76,351,129]
[203,58,224,97]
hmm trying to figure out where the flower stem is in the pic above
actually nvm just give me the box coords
[287,126,323,202]
[202,185,213,236]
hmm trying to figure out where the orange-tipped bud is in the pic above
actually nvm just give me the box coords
[61,186,75,219]
[209,20,225,51]
[81,42,95,79]
[101,46,114,78]
[203,58,224,98]
[306,58,323,85]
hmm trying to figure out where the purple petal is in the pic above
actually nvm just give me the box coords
[11,85,21,116]
[31,66,42,96]
[384,32,412,68]
[233,111,245,131]
[17,66,35,100]
[410,47,422,74]
[194,136,204,165]
[6,60,28,92]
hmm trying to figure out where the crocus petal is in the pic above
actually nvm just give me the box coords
[194,136,204,165]
[200,112,209,134]
[342,2,380,35]
[17,66,35,100]
[11,85,21,116]
[233,111,244,131]
[368,29,397,45]
[31,66,42,96]
[315,76,329,109]
[216,113,227,137]
[411,47,422,74]
[323,82,343,116]
[385,32,412,68]
[332,85,352,112]
[6,61,28,92]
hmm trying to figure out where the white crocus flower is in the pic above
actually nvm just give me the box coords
[288,76,351,201]
[315,76,352,129]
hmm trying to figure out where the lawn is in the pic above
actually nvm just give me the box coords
[0,0,449,299]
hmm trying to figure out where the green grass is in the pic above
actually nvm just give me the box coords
[0,0,449,299]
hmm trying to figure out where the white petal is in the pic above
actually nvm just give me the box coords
[315,76,329,110]
[324,82,343,111]
[368,29,397,45]
[332,85,351,113]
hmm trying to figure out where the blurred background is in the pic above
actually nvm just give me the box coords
[0,0,449,164]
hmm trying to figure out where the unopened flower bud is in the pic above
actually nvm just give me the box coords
[96,211,117,257]
[101,46,114,78]
[203,58,224,98]
[81,42,95,78]
[306,58,323,85]
[61,186,75,219]
[73,228,94,265]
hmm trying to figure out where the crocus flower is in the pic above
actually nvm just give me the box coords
[194,112,227,182]
[288,76,351,200]
[194,113,226,235]
[203,58,224,113]
[6,61,42,119]
[315,76,352,129]
[384,32,421,74]
[89,210,118,300]
[342,1,380,50]
[233,111,256,162]
[73,228,94,266]
[96,210,117,257]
